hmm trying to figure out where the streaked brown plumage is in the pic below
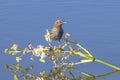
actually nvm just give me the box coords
[50,19,64,42]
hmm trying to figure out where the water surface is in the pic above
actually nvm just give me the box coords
[0,0,120,80]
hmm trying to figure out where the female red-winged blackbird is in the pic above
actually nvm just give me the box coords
[50,19,64,42]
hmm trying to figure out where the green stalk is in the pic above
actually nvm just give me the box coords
[95,59,120,70]
[95,70,120,79]
[76,43,93,57]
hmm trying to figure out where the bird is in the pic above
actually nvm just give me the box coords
[50,19,65,47]
[50,19,64,41]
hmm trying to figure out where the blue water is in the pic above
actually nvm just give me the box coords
[0,0,120,80]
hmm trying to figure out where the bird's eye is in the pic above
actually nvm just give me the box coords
[60,21,64,24]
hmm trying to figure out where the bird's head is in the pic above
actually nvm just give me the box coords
[54,19,65,27]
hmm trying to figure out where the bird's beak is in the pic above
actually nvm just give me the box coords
[63,22,67,24]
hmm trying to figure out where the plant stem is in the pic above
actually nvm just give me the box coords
[95,59,120,70]
[95,70,120,79]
